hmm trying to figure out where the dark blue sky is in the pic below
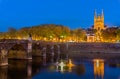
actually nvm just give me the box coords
[0,0,120,32]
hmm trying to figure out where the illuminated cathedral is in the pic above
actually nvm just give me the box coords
[94,10,105,30]
[87,10,106,42]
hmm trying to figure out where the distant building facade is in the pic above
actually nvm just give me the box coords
[87,34,95,42]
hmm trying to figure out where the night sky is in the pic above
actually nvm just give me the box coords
[0,0,120,32]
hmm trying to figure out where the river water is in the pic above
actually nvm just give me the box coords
[0,57,120,79]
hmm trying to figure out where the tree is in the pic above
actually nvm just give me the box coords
[7,27,17,39]
[101,27,117,42]
[116,28,120,41]
[17,27,30,39]
[71,28,86,42]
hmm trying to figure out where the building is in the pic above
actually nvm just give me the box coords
[87,10,105,42]
[94,10,105,30]
[87,34,95,42]
[86,29,95,42]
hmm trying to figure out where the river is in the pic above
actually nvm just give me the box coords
[0,57,120,79]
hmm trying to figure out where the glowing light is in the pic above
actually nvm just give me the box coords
[67,59,74,66]
[93,59,104,78]
[96,60,99,67]
[67,59,75,72]
[59,61,65,73]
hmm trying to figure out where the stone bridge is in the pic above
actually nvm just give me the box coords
[0,39,62,66]
[0,39,32,66]
[32,41,64,62]
[2,40,120,66]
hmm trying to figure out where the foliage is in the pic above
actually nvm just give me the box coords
[1,24,120,42]
[0,24,72,41]
[116,28,120,40]
[72,28,86,41]
[101,27,117,42]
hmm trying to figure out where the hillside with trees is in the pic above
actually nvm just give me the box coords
[1,24,120,42]
[0,24,86,42]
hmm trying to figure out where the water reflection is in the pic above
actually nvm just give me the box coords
[67,59,75,72]
[93,59,104,79]
[0,66,8,79]
[108,60,120,68]
[2,56,120,79]
[27,61,32,79]
[75,64,85,76]
[50,59,75,73]
[10,60,32,79]
[57,60,66,73]
[6,60,32,79]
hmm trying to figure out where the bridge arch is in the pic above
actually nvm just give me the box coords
[32,43,42,56]
[8,44,27,59]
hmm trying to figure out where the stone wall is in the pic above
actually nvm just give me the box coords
[63,42,120,59]
[68,42,120,53]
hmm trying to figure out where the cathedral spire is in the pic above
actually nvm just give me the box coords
[94,9,97,17]
[101,9,104,17]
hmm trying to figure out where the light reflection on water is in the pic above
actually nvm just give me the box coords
[1,58,120,79]
[0,60,32,79]
[93,59,104,79]
[33,58,120,79]
[50,59,75,73]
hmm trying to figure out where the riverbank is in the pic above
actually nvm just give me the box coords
[61,42,120,59]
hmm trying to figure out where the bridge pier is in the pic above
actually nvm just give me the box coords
[57,45,60,60]
[50,46,54,62]
[0,58,8,66]
[26,34,32,60]
[66,43,69,60]
[0,48,8,66]
[41,47,47,66]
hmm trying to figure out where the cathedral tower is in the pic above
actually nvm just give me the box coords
[94,10,105,42]
[94,10,105,30]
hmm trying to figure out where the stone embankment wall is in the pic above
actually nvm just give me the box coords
[63,42,120,59]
